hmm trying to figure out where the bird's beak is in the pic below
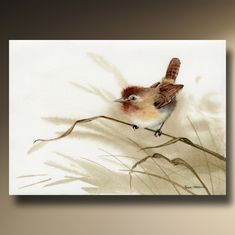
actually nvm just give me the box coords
[114,98,126,103]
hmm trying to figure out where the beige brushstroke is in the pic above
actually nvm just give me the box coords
[19,178,52,189]
[17,174,47,178]
[98,149,157,195]
[69,82,114,102]
[128,138,180,194]
[41,117,76,125]
[43,176,81,187]
[122,170,196,195]
[27,141,48,155]
[44,161,84,176]
[57,153,134,194]
[87,52,128,88]
[56,152,156,195]
[187,116,214,194]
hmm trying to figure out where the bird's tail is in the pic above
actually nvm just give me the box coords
[162,58,181,84]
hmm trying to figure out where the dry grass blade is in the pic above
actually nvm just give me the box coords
[33,115,133,143]
[170,158,211,195]
[99,149,156,194]
[43,176,81,187]
[33,115,226,163]
[140,137,182,151]
[145,128,224,161]
[17,174,47,178]
[41,116,76,125]
[28,141,48,154]
[122,169,196,195]
[187,116,214,194]
[45,161,83,176]
[69,82,115,101]
[53,152,155,194]
[130,153,211,195]
[129,138,180,194]
[19,178,52,189]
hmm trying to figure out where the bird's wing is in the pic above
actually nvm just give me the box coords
[154,83,184,109]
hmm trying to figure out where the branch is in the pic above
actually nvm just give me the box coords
[34,115,226,162]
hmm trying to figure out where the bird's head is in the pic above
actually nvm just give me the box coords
[115,83,184,112]
[114,86,146,111]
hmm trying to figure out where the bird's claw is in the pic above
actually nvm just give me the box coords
[132,125,139,130]
[154,129,162,137]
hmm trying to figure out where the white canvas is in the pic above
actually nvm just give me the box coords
[9,40,226,195]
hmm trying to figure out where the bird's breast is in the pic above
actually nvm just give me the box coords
[125,103,175,128]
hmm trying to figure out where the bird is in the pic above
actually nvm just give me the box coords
[115,58,184,136]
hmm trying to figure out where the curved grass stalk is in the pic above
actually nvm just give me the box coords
[128,138,180,194]
[139,137,186,151]
[187,116,214,195]
[130,153,211,195]
[99,149,157,195]
[121,169,196,195]
[33,115,226,162]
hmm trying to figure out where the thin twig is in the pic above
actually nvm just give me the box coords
[34,115,226,162]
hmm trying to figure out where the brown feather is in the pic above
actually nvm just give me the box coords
[121,86,144,99]
[154,83,183,109]
[163,58,181,83]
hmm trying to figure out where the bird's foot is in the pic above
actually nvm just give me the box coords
[154,129,162,137]
[132,125,139,130]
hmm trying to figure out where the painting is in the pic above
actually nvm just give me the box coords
[9,40,226,195]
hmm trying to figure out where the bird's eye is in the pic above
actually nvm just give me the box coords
[129,95,137,101]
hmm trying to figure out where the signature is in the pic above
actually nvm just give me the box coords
[185,185,204,189]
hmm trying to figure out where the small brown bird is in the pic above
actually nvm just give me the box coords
[115,58,184,136]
